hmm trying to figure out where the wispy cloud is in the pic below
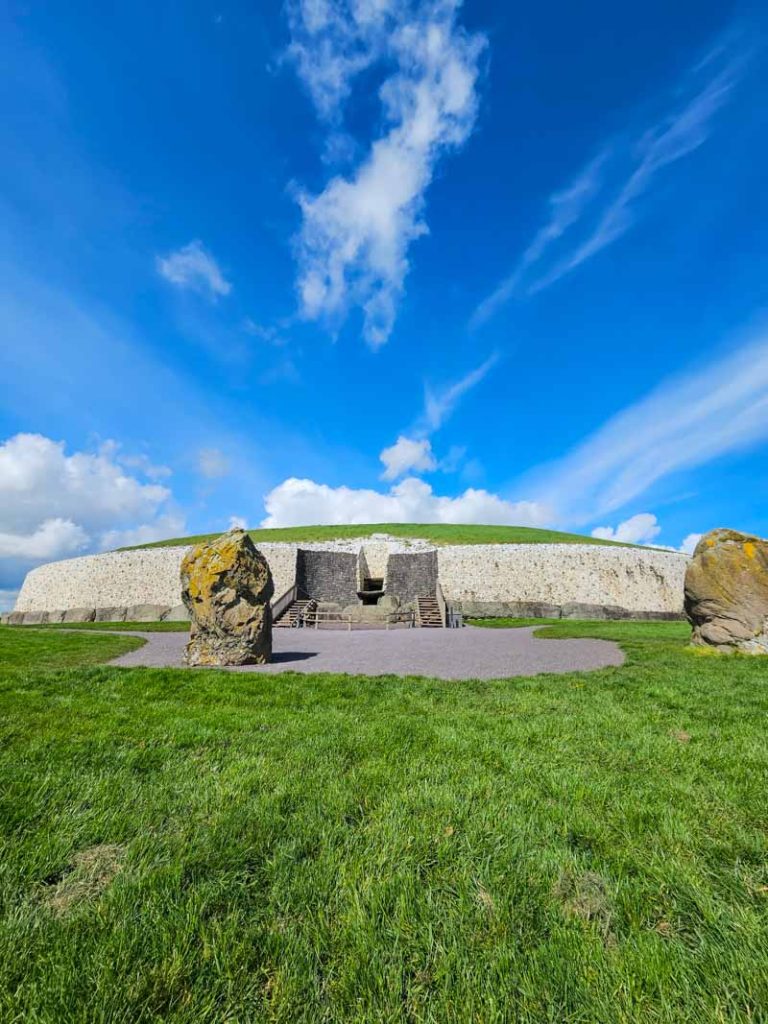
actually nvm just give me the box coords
[421,353,499,432]
[156,240,231,299]
[472,38,744,324]
[378,353,498,480]
[470,150,609,328]
[196,447,231,479]
[288,0,486,347]
[527,326,768,523]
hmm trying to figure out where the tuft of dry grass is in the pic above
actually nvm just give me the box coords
[554,869,614,940]
[41,844,125,918]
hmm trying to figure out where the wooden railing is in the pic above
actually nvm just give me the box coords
[435,581,447,628]
[271,584,298,624]
[303,609,416,631]
[386,609,416,629]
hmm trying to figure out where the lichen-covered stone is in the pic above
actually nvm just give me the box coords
[181,529,273,666]
[685,528,768,653]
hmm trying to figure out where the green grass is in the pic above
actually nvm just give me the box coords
[467,616,565,628]
[122,522,636,550]
[1,623,767,1022]
[37,620,190,632]
[468,617,691,642]
[0,624,144,670]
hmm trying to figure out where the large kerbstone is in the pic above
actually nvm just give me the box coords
[62,608,96,623]
[95,607,128,623]
[685,528,768,653]
[126,604,171,622]
[163,604,191,622]
[181,528,273,666]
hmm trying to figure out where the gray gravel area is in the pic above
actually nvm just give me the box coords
[110,626,623,679]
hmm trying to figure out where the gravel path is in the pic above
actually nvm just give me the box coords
[110,626,623,680]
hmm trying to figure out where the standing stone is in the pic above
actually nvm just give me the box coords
[685,528,768,653]
[180,528,273,666]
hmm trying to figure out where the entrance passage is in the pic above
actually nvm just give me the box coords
[358,577,385,605]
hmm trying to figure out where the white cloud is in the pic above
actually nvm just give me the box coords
[0,518,88,560]
[591,512,661,545]
[243,319,288,347]
[289,0,485,346]
[528,329,768,523]
[379,436,437,480]
[197,447,231,479]
[472,41,742,322]
[0,434,171,535]
[378,354,497,481]
[261,475,550,528]
[0,589,19,613]
[98,440,172,481]
[99,514,186,551]
[0,434,181,580]
[117,453,172,480]
[156,240,231,299]
[592,517,705,553]
[228,515,248,530]
[680,532,703,554]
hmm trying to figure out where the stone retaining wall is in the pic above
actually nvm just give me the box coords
[386,550,439,606]
[296,550,359,605]
[10,538,688,621]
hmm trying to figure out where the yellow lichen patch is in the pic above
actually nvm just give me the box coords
[744,542,756,559]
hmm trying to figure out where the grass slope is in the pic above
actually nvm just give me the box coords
[123,522,632,551]
[1,624,767,1022]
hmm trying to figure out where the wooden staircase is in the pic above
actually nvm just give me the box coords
[274,598,317,628]
[416,594,443,628]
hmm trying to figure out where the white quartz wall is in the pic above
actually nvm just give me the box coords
[16,547,190,612]
[437,544,687,613]
[14,538,688,615]
[16,543,301,612]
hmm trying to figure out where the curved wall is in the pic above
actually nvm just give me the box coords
[12,540,688,619]
[438,544,687,616]
[15,543,300,614]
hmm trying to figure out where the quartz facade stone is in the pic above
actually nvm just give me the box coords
[437,544,687,614]
[12,538,688,619]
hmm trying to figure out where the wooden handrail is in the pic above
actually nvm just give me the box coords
[435,581,447,628]
[271,583,298,622]
[302,608,416,631]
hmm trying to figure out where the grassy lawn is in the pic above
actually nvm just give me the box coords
[0,624,144,669]
[37,620,190,632]
[123,522,636,550]
[468,617,691,641]
[1,623,767,1022]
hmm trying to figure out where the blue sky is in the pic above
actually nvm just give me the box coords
[1,0,767,606]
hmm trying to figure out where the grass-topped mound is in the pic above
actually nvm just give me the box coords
[122,522,634,551]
